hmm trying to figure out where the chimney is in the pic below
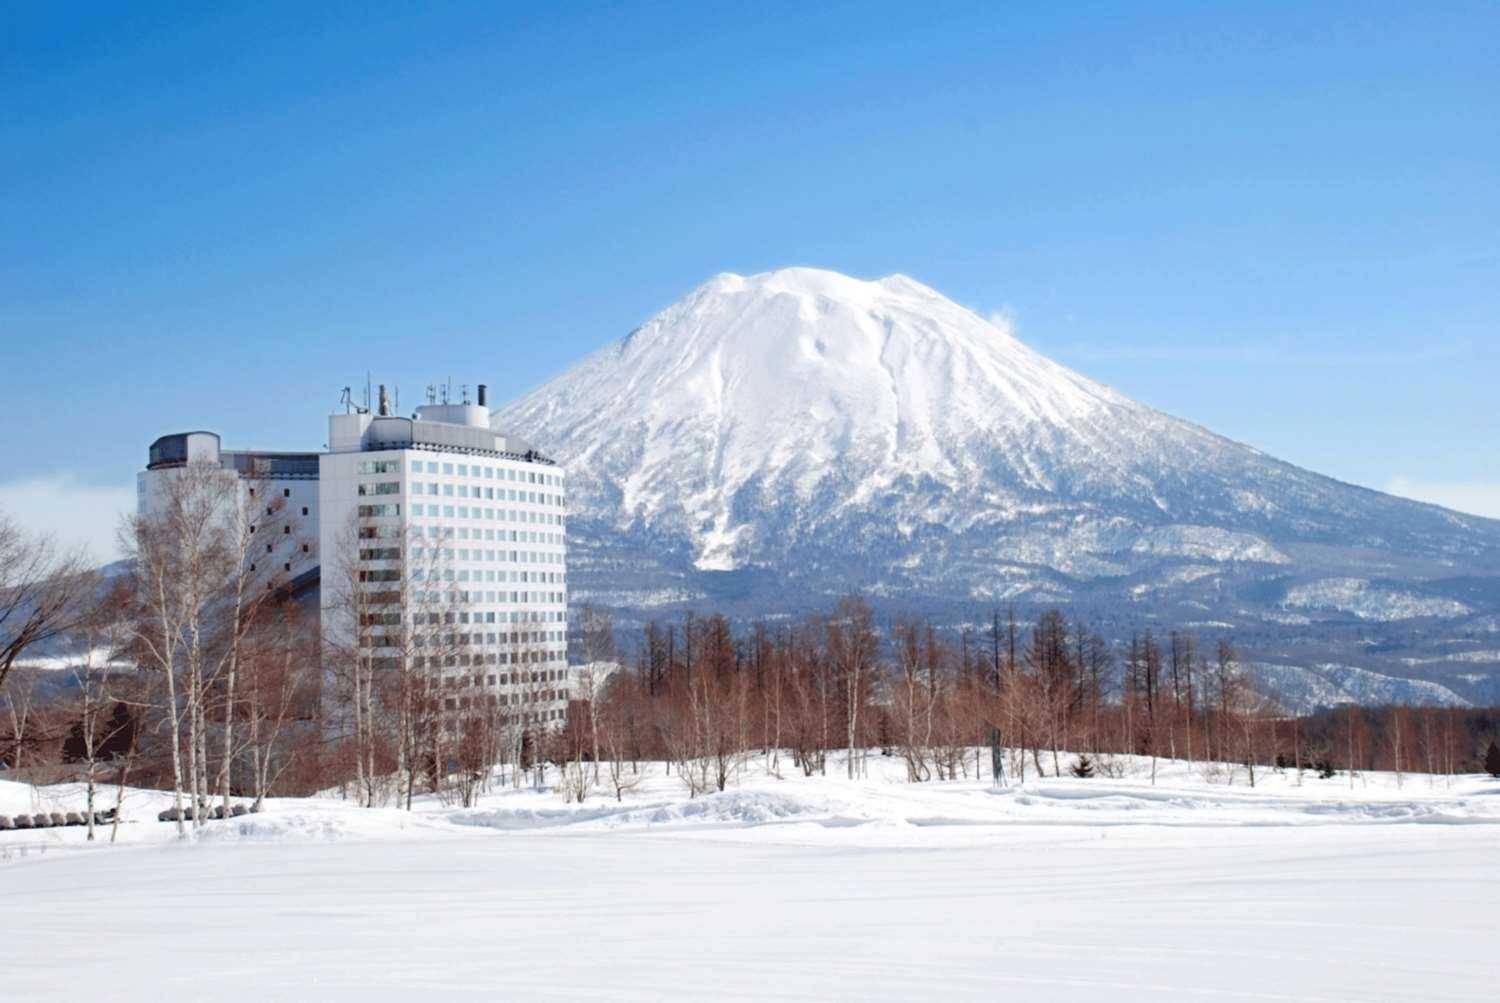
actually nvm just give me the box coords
[377,384,390,416]
[477,384,488,407]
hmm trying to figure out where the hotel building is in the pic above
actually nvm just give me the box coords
[139,383,570,725]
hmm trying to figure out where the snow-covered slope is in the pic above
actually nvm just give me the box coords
[497,268,1500,690]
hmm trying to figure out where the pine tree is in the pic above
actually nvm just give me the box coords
[1484,739,1500,779]
[1070,753,1095,779]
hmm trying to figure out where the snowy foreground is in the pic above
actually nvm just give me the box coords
[3,755,1498,1001]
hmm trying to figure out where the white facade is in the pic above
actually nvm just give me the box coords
[140,388,570,725]
[319,401,570,724]
[137,431,321,587]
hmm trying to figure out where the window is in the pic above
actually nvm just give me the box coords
[358,481,400,496]
[357,504,400,517]
[301,506,308,516]
[411,461,422,473]
[283,526,290,534]
[302,544,309,553]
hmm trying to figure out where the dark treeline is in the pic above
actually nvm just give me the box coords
[8,590,1500,814]
[569,598,1500,796]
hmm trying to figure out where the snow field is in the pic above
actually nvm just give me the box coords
[2,753,1497,1000]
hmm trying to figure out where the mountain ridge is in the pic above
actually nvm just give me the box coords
[496,267,1500,704]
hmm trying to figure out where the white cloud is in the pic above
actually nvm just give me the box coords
[0,472,135,562]
[986,306,1019,338]
[1384,477,1500,520]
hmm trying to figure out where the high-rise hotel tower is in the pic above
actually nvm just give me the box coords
[139,383,571,724]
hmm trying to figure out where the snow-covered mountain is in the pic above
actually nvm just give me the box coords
[498,267,1500,699]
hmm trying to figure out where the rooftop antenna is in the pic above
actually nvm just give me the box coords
[339,385,369,415]
[364,371,372,412]
[394,386,400,414]
[461,383,470,405]
[442,379,451,405]
[426,384,437,405]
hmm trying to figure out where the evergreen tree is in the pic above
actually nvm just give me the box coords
[1484,739,1500,779]
[1070,753,1095,779]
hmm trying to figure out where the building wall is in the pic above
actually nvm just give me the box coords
[137,449,319,586]
[143,403,572,728]
[319,440,570,724]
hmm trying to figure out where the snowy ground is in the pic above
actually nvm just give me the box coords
[2,754,1498,1000]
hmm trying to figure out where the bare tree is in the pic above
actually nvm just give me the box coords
[121,463,233,834]
[0,511,94,696]
[65,578,129,841]
[826,597,877,780]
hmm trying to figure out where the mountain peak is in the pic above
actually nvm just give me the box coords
[497,268,1498,633]
[701,267,953,308]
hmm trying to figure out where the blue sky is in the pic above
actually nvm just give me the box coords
[3,1,1497,555]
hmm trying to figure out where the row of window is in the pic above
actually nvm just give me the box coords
[414,646,564,665]
[408,460,561,488]
[407,615,565,639]
[411,569,563,586]
[425,653,564,670]
[354,523,562,551]
[447,668,567,688]
[444,690,562,709]
[362,598,566,622]
[417,526,561,546]
[409,503,562,526]
[406,628,565,646]
[409,481,563,508]
[409,547,561,566]
[402,590,566,608]
[363,637,563,663]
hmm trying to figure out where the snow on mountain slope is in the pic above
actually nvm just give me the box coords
[1283,578,1473,621]
[496,268,1500,669]
[1249,662,1470,713]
